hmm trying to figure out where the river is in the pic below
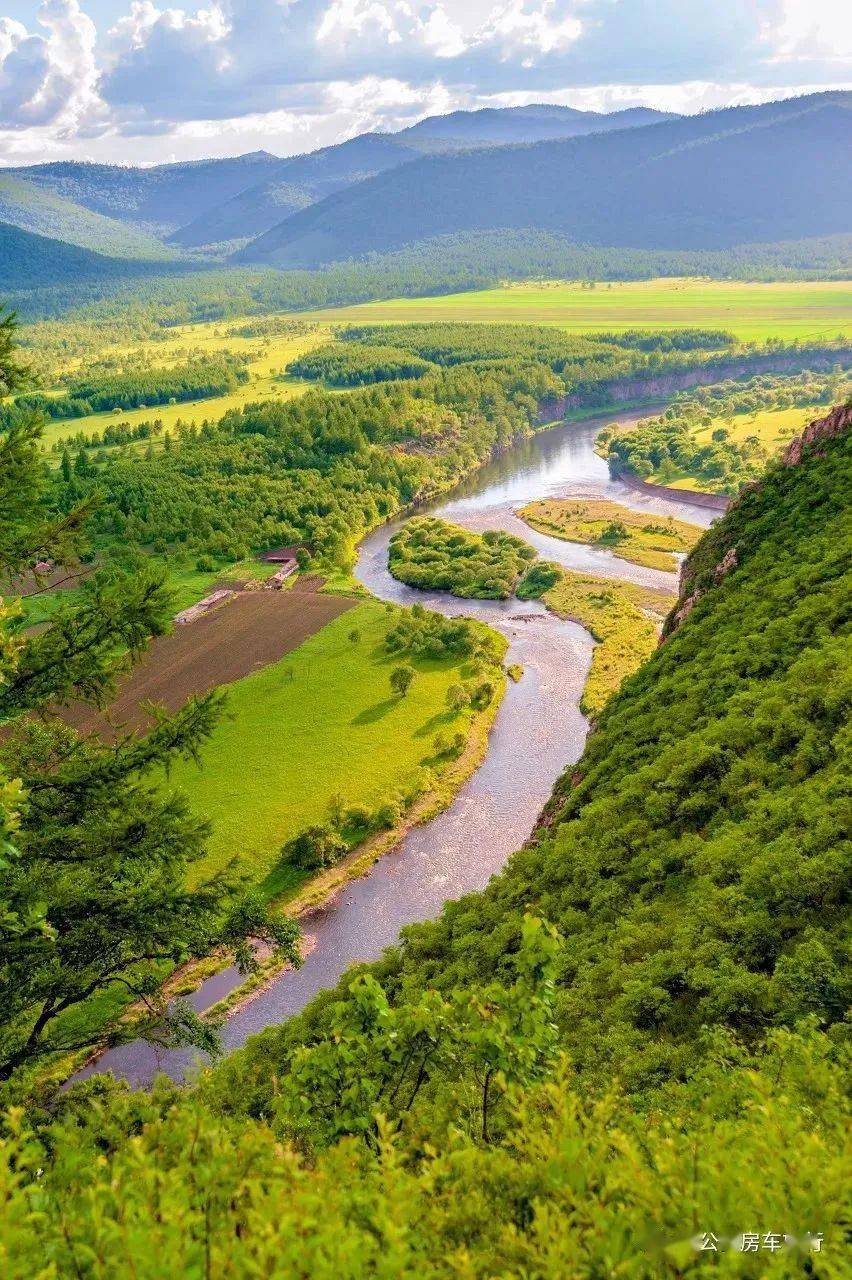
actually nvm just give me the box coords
[76,408,716,1087]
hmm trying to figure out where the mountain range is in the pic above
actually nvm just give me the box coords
[239,93,852,267]
[0,94,848,289]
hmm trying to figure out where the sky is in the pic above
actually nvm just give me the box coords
[0,0,849,165]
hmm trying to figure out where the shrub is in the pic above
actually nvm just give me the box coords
[282,824,347,872]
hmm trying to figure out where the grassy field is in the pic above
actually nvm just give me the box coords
[520,498,701,571]
[35,325,329,453]
[544,572,673,716]
[170,601,492,899]
[298,278,852,342]
[642,404,821,491]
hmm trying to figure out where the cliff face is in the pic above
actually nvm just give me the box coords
[780,400,852,466]
[663,400,852,639]
[537,348,852,422]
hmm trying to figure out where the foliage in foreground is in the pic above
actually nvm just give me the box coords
[2,1023,846,1277]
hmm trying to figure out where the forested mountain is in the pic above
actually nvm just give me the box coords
[0,172,178,260]
[240,93,852,266]
[168,134,424,248]
[399,103,678,146]
[0,222,162,289]
[4,103,682,257]
[170,106,677,249]
[14,152,280,236]
[5,94,849,270]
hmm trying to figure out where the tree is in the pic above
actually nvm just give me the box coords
[445,683,467,712]
[390,665,415,697]
[0,311,299,1084]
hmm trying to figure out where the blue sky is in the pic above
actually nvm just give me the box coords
[0,1,849,165]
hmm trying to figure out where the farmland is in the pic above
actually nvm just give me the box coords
[297,278,852,342]
[61,583,354,739]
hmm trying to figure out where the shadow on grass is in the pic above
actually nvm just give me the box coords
[351,697,398,725]
[414,709,457,739]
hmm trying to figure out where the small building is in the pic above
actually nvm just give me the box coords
[260,546,301,564]
[267,561,298,589]
[174,588,236,626]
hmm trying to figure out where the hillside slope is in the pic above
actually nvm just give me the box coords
[241,93,852,266]
[0,173,178,260]
[169,134,423,248]
[14,152,279,236]
[170,106,675,249]
[0,222,161,288]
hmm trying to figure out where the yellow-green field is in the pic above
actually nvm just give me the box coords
[35,324,329,452]
[643,404,821,490]
[298,278,852,342]
[544,573,674,716]
[521,498,701,571]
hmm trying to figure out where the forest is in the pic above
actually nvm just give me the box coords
[2,355,248,425]
[603,367,851,492]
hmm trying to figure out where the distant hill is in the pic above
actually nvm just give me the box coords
[171,106,680,248]
[399,103,678,146]
[239,93,852,267]
[0,173,178,260]
[169,134,423,248]
[15,152,280,237]
[0,222,159,289]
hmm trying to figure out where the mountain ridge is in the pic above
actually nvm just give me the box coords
[237,94,852,266]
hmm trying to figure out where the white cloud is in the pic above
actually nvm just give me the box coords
[479,1,582,60]
[0,0,100,129]
[769,0,852,63]
[0,0,848,164]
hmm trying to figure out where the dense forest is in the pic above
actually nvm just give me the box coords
[389,517,538,599]
[41,330,849,569]
[2,364,848,1270]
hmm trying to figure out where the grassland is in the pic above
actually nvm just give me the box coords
[297,278,852,342]
[544,573,673,716]
[34,324,330,453]
[168,601,497,899]
[640,404,818,491]
[520,498,701,571]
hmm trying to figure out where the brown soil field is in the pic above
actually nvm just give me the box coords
[62,588,355,739]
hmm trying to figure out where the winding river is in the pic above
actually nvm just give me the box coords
[77,408,716,1087]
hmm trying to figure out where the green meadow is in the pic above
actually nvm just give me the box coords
[172,601,489,899]
[299,278,852,342]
